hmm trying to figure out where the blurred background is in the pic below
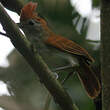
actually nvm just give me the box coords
[0,0,100,110]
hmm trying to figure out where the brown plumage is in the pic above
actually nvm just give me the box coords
[45,35,94,63]
[45,35,100,99]
[20,2,101,99]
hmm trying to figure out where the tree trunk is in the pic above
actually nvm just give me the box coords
[101,1,110,110]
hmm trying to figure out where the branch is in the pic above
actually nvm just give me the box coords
[0,3,78,110]
[0,0,24,14]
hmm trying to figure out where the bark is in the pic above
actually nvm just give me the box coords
[101,1,110,110]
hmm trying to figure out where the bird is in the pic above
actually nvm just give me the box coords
[19,2,100,99]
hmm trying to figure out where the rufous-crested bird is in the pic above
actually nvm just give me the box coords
[19,2,100,99]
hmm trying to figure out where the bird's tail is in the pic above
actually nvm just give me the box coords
[77,58,101,99]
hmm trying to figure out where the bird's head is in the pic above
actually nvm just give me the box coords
[19,2,48,34]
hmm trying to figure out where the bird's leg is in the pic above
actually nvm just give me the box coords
[52,65,78,85]
[61,71,76,85]
[52,65,73,80]
[52,65,73,72]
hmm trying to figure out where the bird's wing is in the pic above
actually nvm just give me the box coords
[45,35,94,63]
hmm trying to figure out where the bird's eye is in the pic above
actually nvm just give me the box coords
[28,20,35,25]
[28,19,40,26]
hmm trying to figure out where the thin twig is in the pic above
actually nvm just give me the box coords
[86,39,100,43]
[0,31,10,38]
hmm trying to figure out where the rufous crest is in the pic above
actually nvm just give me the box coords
[20,2,38,21]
